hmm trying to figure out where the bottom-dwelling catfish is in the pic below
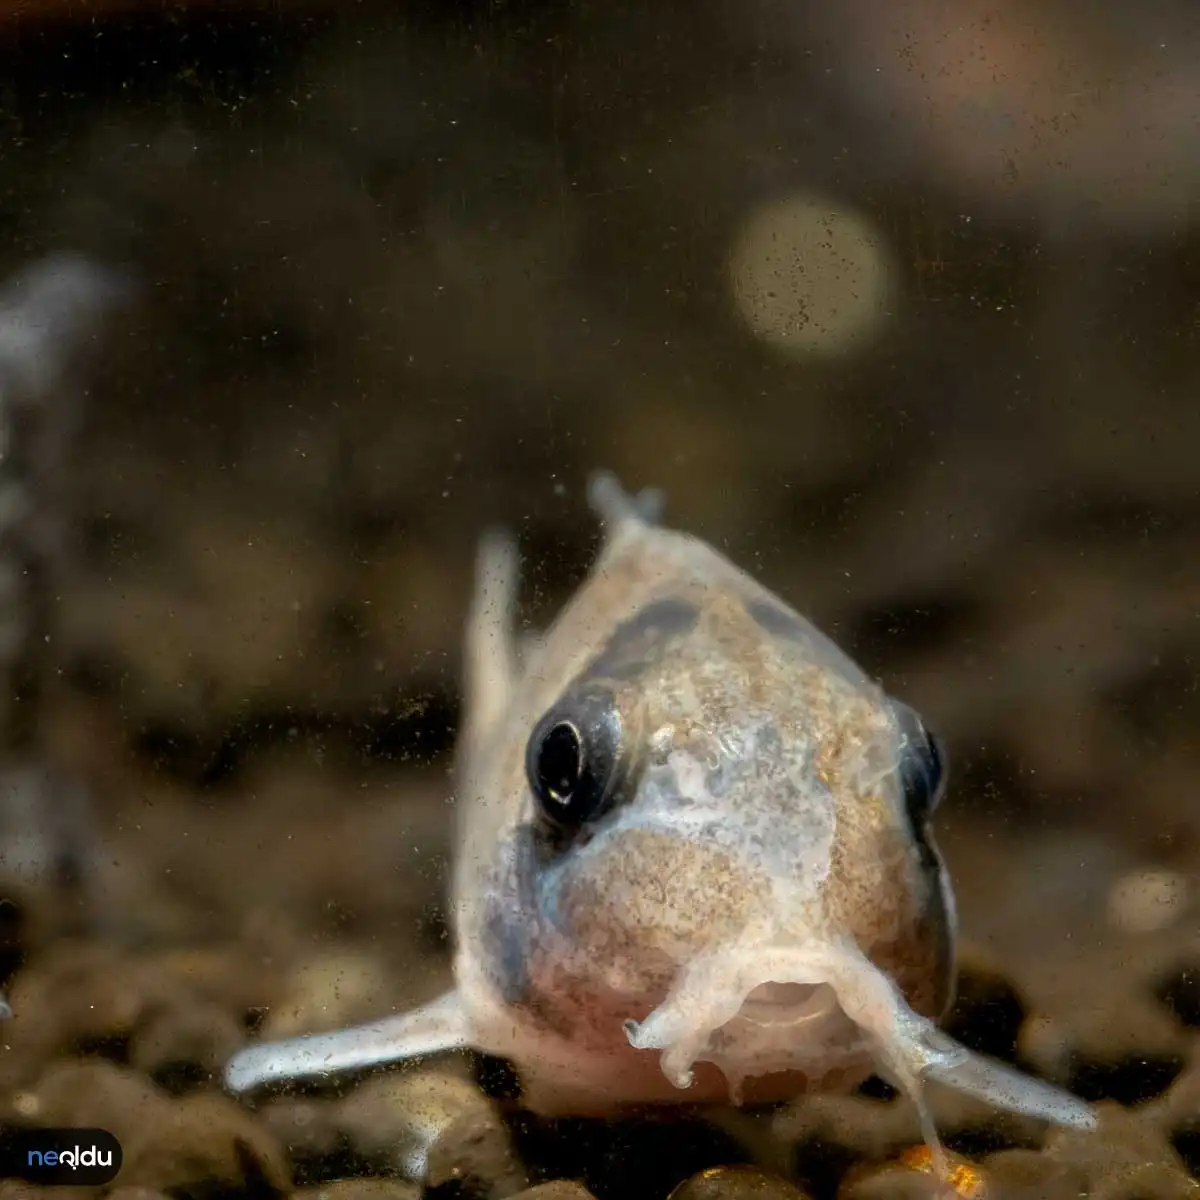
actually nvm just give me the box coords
[224,472,1096,1165]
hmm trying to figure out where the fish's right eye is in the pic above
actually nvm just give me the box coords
[893,702,947,829]
[526,691,623,835]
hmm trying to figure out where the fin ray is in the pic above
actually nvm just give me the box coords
[913,1024,1098,1130]
[461,529,520,750]
[224,988,469,1095]
[587,470,665,531]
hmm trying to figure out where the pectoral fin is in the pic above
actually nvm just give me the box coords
[905,1019,1097,1130]
[224,988,470,1095]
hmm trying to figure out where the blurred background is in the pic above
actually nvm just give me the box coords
[0,1,1197,1197]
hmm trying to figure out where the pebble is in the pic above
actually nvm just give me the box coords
[837,1146,987,1199]
[258,951,396,1041]
[22,1060,290,1196]
[339,1068,524,1191]
[424,1101,531,1198]
[118,1091,291,1195]
[984,1148,1103,1200]
[259,1096,348,1177]
[668,1165,813,1200]
[293,1181,420,1200]
[507,1185,597,1200]
[996,1103,1200,1199]
[0,1184,57,1200]
[129,998,246,1092]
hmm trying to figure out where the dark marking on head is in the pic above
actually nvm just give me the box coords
[746,598,812,643]
[925,855,957,1020]
[891,700,956,1018]
[479,822,584,1043]
[581,597,700,684]
[893,703,948,860]
[480,825,540,1007]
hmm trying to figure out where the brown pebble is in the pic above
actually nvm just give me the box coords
[769,1093,920,1164]
[0,1172,96,1200]
[0,1182,73,1200]
[1089,1161,1200,1200]
[130,999,245,1090]
[836,1170,947,1200]
[339,1068,525,1190]
[338,1069,480,1155]
[258,952,396,1041]
[23,1059,166,1138]
[1,945,168,1088]
[983,1149,1089,1200]
[1040,1102,1199,1197]
[117,1092,291,1196]
[107,1189,174,1200]
[259,1096,347,1167]
[293,1181,420,1200]
[668,1165,813,1200]
[26,1060,289,1196]
[424,1102,530,1199]
[838,1146,987,1199]
[150,945,287,1015]
[508,1185,598,1200]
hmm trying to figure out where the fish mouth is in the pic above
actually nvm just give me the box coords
[623,946,881,1101]
[734,981,840,1028]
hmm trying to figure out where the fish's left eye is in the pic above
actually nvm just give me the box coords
[526,691,623,835]
[894,702,947,827]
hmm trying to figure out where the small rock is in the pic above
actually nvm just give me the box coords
[770,1093,919,1164]
[0,1183,59,1200]
[668,1164,813,1199]
[508,1185,598,1200]
[24,1064,290,1197]
[21,1059,165,1139]
[293,1181,420,1200]
[1153,962,1200,1032]
[107,1189,174,1200]
[1091,1164,1200,1200]
[151,945,286,1015]
[339,1068,521,1189]
[0,943,258,1092]
[1036,1104,1199,1199]
[979,1149,1088,1200]
[258,951,395,1041]
[837,1169,946,1200]
[118,1092,290,1196]
[1017,996,1184,1092]
[424,1102,530,1198]
[130,998,245,1093]
[3,944,173,1083]
[259,1096,349,1180]
[838,1146,987,1199]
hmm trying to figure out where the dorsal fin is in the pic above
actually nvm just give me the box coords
[587,470,666,547]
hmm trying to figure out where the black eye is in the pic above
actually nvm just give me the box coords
[536,722,584,802]
[894,702,947,828]
[526,691,623,835]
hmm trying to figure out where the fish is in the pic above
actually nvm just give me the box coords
[223,471,1097,1161]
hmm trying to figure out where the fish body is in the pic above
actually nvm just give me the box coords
[224,474,1096,1151]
